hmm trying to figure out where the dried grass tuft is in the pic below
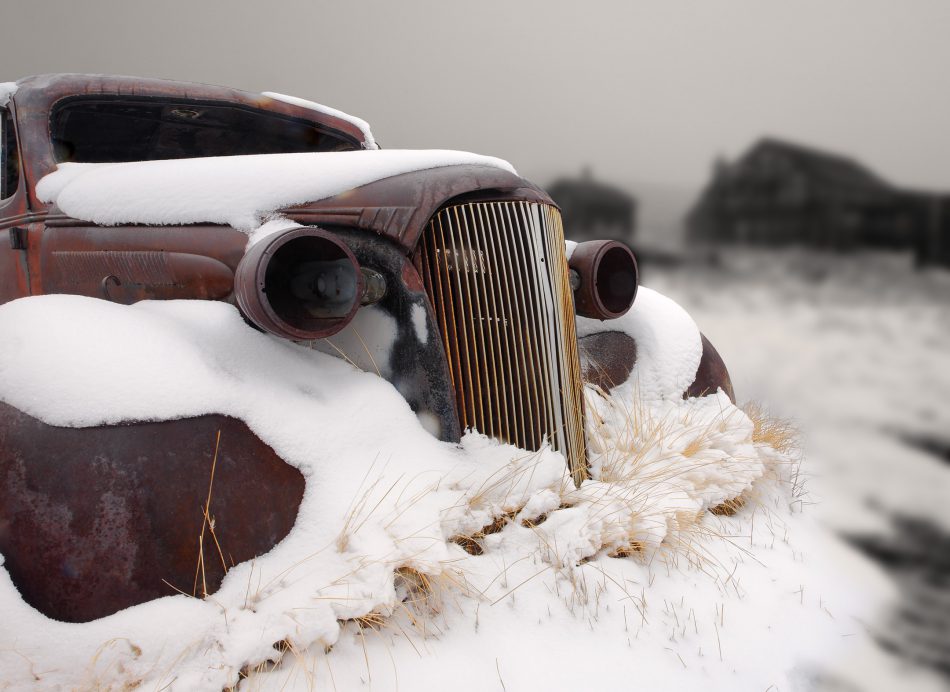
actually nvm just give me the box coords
[743,402,799,455]
[451,508,522,555]
[351,611,389,633]
[710,496,746,516]
[520,503,573,529]
[608,540,646,558]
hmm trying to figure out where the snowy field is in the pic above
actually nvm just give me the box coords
[647,249,950,688]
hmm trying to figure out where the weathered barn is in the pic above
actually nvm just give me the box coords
[686,138,918,251]
[547,169,636,244]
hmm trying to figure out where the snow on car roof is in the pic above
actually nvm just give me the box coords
[263,91,378,150]
[36,149,516,232]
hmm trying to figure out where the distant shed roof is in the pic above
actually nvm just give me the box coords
[746,137,891,192]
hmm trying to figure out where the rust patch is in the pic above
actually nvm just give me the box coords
[0,402,305,622]
[579,331,637,393]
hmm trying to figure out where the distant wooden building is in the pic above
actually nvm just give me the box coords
[547,169,636,244]
[908,194,950,269]
[686,138,918,251]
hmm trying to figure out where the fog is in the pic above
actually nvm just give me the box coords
[3,0,950,195]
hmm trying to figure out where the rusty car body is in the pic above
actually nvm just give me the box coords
[0,74,732,622]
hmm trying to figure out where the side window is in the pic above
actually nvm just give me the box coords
[1,108,20,200]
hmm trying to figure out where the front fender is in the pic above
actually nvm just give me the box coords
[576,287,735,403]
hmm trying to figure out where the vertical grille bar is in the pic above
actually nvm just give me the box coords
[418,202,588,483]
[486,203,531,449]
[503,202,548,450]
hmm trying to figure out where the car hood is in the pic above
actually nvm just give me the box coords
[36,150,518,233]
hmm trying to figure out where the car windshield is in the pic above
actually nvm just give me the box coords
[50,97,357,163]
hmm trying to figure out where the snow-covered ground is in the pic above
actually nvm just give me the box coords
[1,250,946,691]
[647,249,950,687]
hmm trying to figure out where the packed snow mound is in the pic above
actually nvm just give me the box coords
[0,292,906,691]
[262,91,378,150]
[35,149,517,231]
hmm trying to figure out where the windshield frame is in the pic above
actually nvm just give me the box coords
[48,94,363,164]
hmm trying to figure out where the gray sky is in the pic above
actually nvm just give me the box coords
[3,0,949,191]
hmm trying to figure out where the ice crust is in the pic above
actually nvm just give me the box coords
[0,288,908,691]
[35,150,516,231]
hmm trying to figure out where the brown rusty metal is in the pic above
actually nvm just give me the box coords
[48,250,234,303]
[685,333,736,403]
[282,164,554,252]
[35,224,248,300]
[0,402,305,622]
[578,331,638,392]
[568,240,638,320]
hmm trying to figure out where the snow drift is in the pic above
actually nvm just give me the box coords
[0,287,907,691]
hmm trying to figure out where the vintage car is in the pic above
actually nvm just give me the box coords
[0,74,732,622]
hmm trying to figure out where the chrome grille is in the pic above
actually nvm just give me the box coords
[418,201,587,483]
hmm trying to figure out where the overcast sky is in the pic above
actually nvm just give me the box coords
[3,0,949,191]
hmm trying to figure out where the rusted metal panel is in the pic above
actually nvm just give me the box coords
[46,250,234,302]
[284,165,555,252]
[35,224,247,298]
[0,402,305,622]
[0,227,28,302]
[578,331,638,392]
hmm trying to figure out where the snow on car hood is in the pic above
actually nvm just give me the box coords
[36,149,517,232]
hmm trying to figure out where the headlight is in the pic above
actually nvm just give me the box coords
[235,226,365,339]
[569,240,638,320]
